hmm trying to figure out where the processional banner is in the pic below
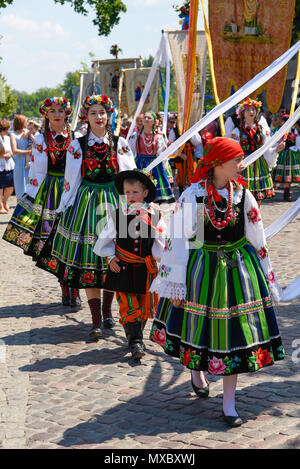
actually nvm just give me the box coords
[208,0,296,112]
[123,68,159,116]
[168,30,207,134]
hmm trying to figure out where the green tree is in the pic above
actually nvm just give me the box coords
[292,2,300,45]
[0,74,17,117]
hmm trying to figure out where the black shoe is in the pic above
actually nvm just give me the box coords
[191,373,209,398]
[89,327,103,340]
[222,412,243,427]
[69,288,81,308]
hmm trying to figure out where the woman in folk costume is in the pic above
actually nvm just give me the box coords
[150,136,285,427]
[227,98,285,207]
[36,95,136,339]
[273,114,300,201]
[128,111,175,205]
[3,97,81,307]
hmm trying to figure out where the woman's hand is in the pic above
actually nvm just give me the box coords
[109,256,121,273]
[170,298,182,307]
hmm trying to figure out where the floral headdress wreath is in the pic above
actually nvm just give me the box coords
[39,97,72,117]
[141,169,158,187]
[236,97,262,118]
[79,95,114,122]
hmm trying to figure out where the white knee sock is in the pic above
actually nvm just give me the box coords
[222,374,238,416]
[191,370,207,388]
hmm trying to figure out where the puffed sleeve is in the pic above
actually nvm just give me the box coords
[156,133,169,171]
[150,185,198,300]
[93,214,117,261]
[56,139,82,213]
[244,189,281,302]
[26,134,48,198]
[151,214,167,261]
[117,136,136,172]
[227,127,240,142]
[225,116,235,137]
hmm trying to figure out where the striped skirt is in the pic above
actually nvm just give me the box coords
[36,179,119,288]
[150,237,285,376]
[242,156,275,201]
[3,171,64,260]
[135,153,175,204]
[274,148,300,183]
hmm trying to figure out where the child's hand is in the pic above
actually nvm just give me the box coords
[110,256,121,273]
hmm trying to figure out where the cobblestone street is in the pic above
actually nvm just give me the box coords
[0,186,300,450]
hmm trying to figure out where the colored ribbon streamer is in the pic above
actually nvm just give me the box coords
[145,40,300,174]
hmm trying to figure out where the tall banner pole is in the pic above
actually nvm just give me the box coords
[182,0,199,134]
[200,0,225,136]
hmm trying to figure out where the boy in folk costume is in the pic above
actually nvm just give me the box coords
[150,137,284,427]
[94,169,166,359]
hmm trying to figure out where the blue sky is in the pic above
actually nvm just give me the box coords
[0,0,208,93]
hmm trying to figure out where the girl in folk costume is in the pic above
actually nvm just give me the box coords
[273,114,300,201]
[150,137,285,427]
[3,97,81,307]
[227,98,285,207]
[36,95,136,339]
[128,111,175,205]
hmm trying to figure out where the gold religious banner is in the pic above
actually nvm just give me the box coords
[123,68,159,117]
[168,30,207,134]
[209,0,296,112]
[94,58,142,116]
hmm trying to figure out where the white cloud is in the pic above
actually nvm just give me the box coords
[0,14,69,39]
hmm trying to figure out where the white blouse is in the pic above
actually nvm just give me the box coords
[150,182,281,303]
[94,202,167,261]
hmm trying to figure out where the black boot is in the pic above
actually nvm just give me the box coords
[61,284,70,306]
[88,298,102,340]
[102,290,115,328]
[69,288,81,308]
[284,187,292,201]
[123,321,145,359]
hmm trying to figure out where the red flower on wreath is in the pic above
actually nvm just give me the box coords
[101,95,109,104]
[82,272,95,284]
[258,246,268,259]
[44,98,52,107]
[254,348,273,368]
